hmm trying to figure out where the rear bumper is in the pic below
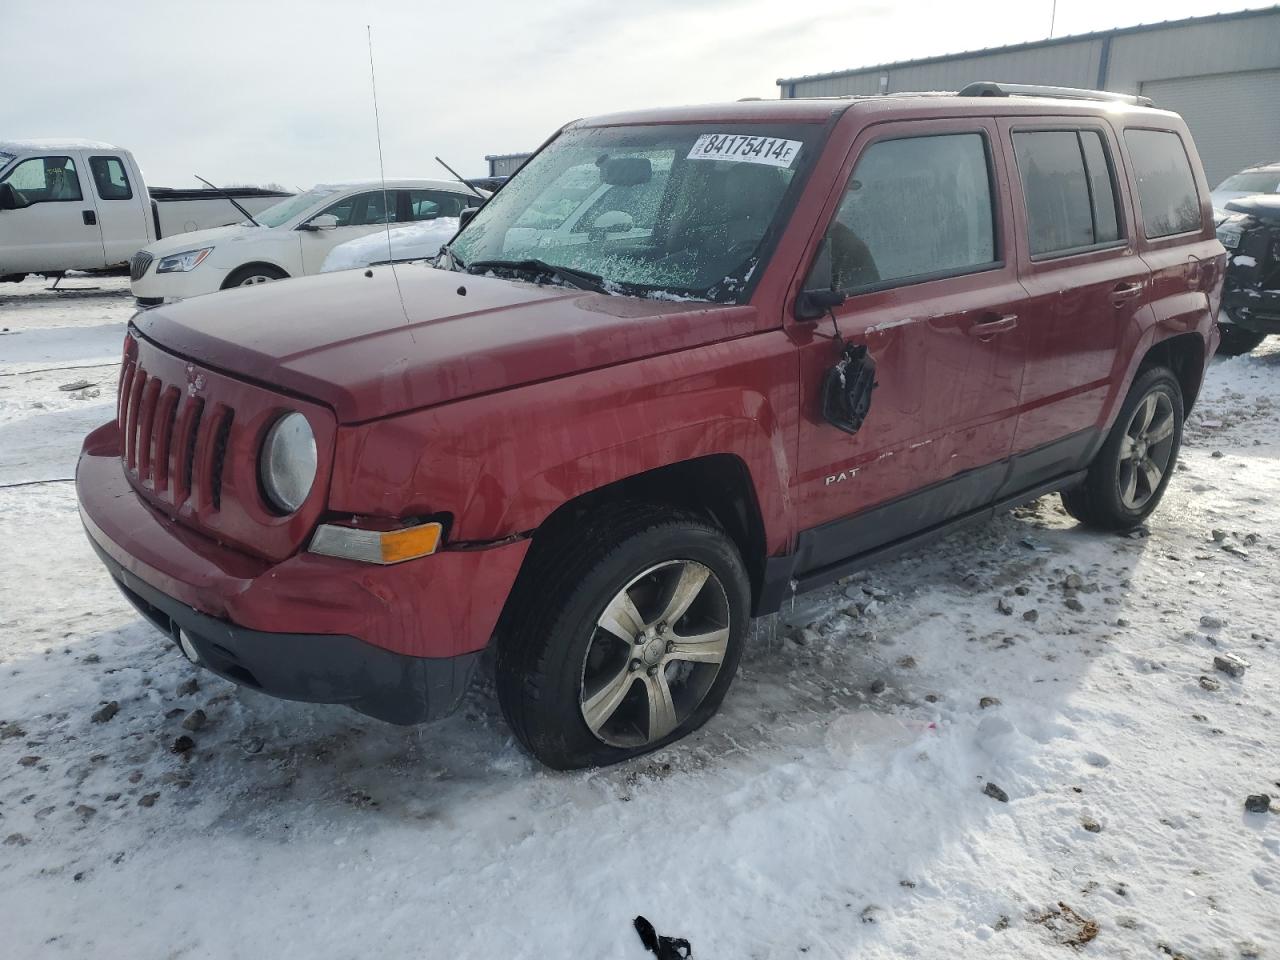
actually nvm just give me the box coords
[76,418,530,721]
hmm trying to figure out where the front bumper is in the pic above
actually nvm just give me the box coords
[129,262,229,303]
[1222,293,1280,335]
[92,537,481,723]
[77,419,530,723]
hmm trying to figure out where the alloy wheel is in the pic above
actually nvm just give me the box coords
[579,559,731,748]
[1117,389,1176,511]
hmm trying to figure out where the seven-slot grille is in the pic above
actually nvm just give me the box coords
[117,357,233,513]
[129,250,153,282]
[114,332,334,562]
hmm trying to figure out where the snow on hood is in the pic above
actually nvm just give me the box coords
[320,218,460,273]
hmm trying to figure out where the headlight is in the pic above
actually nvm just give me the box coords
[259,412,316,513]
[156,247,214,273]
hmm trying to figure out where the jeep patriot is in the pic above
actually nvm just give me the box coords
[77,84,1225,769]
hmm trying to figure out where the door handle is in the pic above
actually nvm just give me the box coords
[966,313,1018,337]
[1111,280,1144,304]
[82,210,97,226]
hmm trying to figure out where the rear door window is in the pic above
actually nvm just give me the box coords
[1012,129,1123,257]
[1123,129,1202,238]
[828,132,997,291]
[89,156,133,200]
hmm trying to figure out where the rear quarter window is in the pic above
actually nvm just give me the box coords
[1123,129,1202,238]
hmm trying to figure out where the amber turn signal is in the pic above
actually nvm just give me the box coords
[309,521,443,565]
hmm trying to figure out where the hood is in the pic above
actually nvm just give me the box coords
[133,265,759,423]
[1225,194,1280,223]
[144,223,260,257]
[1211,189,1251,208]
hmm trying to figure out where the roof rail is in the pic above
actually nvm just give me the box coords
[958,81,1153,107]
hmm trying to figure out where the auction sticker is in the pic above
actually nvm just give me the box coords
[687,134,802,168]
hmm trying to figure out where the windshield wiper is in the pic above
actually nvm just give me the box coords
[194,174,261,227]
[467,258,609,294]
[437,245,466,272]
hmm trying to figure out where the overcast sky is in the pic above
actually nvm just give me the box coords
[7,0,1264,188]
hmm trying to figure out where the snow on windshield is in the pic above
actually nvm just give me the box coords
[321,217,459,273]
[448,124,815,303]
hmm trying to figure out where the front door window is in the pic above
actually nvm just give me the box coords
[1,156,83,205]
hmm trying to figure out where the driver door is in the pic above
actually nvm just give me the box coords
[792,118,1029,572]
[0,153,106,273]
[297,190,400,274]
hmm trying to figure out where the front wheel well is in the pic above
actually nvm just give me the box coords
[221,262,289,289]
[1137,332,1207,416]
[522,455,769,609]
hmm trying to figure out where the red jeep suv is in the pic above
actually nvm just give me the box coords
[77,84,1224,769]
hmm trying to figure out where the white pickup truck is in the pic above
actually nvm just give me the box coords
[0,139,289,281]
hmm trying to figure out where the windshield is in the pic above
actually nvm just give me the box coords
[448,122,819,302]
[1217,170,1280,194]
[253,187,340,227]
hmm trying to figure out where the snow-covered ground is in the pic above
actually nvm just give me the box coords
[1,273,1277,959]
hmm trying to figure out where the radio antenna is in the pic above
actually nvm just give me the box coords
[366,25,412,332]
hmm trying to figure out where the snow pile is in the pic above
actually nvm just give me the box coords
[320,218,459,273]
[0,274,1277,958]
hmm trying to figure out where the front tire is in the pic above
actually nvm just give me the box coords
[1062,366,1184,530]
[222,263,288,289]
[496,503,750,770]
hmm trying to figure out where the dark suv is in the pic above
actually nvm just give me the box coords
[77,83,1224,769]
[1216,193,1280,354]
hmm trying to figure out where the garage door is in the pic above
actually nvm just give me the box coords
[1141,70,1280,187]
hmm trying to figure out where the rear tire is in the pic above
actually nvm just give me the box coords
[1061,366,1184,530]
[1216,323,1265,356]
[496,502,750,770]
[222,263,288,289]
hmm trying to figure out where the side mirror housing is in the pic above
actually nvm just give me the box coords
[821,343,877,435]
[0,183,18,211]
[796,237,847,319]
[592,210,635,234]
[302,213,339,231]
[458,207,480,229]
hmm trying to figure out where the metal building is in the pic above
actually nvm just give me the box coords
[485,153,533,178]
[776,5,1280,184]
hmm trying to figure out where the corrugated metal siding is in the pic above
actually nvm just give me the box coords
[1140,70,1280,184]
[790,73,882,97]
[488,154,531,177]
[887,41,1103,94]
[783,8,1280,99]
[788,39,1104,98]
[1105,16,1280,91]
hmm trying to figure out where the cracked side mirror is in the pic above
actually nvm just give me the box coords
[822,342,877,435]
